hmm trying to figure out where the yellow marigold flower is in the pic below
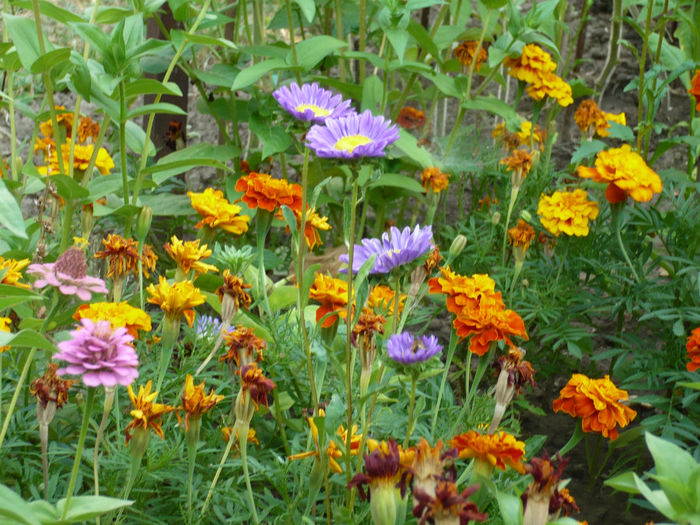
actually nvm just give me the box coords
[454,40,488,70]
[277,206,331,251]
[0,316,11,353]
[577,144,662,203]
[221,426,259,446]
[526,72,573,107]
[508,219,536,250]
[574,99,626,138]
[553,374,637,441]
[396,107,427,130]
[234,172,302,213]
[146,277,206,327]
[39,106,74,138]
[58,140,114,175]
[492,122,522,151]
[77,116,100,144]
[309,273,348,327]
[73,301,152,339]
[367,284,405,317]
[506,44,572,106]
[95,234,156,278]
[125,380,175,442]
[0,257,30,289]
[177,374,224,430]
[421,167,450,193]
[501,149,534,175]
[449,430,526,473]
[516,121,546,151]
[188,188,250,235]
[537,189,599,237]
[686,327,700,372]
[164,236,218,278]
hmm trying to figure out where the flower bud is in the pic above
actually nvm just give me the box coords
[491,212,501,225]
[520,209,533,223]
[448,235,467,258]
[370,484,399,525]
[129,426,150,460]
[136,205,153,243]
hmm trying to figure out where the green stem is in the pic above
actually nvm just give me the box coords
[636,0,653,152]
[334,0,346,82]
[238,421,260,524]
[255,211,273,316]
[94,386,115,523]
[284,0,302,84]
[200,419,237,517]
[119,82,129,204]
[431,330,457,436]
[443,106,465,160]
[358,0,366,84]
[558,422,584,456]
[62,388,96,519]
[501,185,520,264]
[611,203,641,283]
[404,374,416,448]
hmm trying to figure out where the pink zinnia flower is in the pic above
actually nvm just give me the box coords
[54,318,138,387]
[27,247,108,301]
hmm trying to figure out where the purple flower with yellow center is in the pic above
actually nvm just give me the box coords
[306,109,400,158]
[340,224,433,275]
[273,82,355,123]
[27,247,108,301]
[387,332,443,365]
[53,318,138,387]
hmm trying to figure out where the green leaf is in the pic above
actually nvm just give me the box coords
[645,432,695,487]
[149,143,239,185]
[232,58,287,90]
[70,22,112,59]
[607,122,635,142]
[0,179,27,239]
[393,130,434,168]
[463,96,519,128]
[495,490,523,525]
[0,485,41,525]
[678,382,700,391]
[294,0,316,23]
[0,285,44,310]
[0,329,58,353]
[125,121,156,157]
[249,114,292,158]
[4,15,41,70]
[55,495,133,521]
[605,471,640,494]
[47,174,90,200]
[351,255,377,326]
[269,285,298,311]
[407,19,438,58]
[124,79,183,98]
[138,193,196,216]
[571,139,607,165]
[126,102,186,120]
[633,473,677,520]
[368,173,424,194]
[12,0,83,24]
[30,47,71,74]
[361,75,383,113]
[291,36,347,71]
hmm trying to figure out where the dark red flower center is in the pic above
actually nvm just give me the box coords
[55,248,87,279]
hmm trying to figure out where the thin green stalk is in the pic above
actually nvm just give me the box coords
[255,211,273,316]
[334,0,346,82]
[119,82,129,206]
[358,0,366,84]
[131,0,212,206]
[391,276,401,335]
[501,185,520,264]
[643,0,669,160]
[596,0,623,99]
[404,374,416,448]
[7,70,18,181]
[238,421,260,524]
[284,0,302,84]
[431,330,457,436]
[344,178,359,505]
[465,9,492,99]
[200,420,237,517]
[443,106,465,160]
[62,388,96,519]
[94,386,115,525]
[271,388,291,457]
[611,203,641,283]
[636,0,654,152]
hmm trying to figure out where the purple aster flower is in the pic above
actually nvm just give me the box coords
[53,318,138,387]
[305,109,400,158]
[273,82,355,123]
[340,224,434,274]
[27,247,108,301]
[387,332,443,365]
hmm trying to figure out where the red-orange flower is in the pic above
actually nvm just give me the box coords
[552,374,637,441]
[688,70,700,110]
[397,107,427,129]
[221,325,267,366]
[508,220,536,251]
[238,363,276,408]
[449,430,526,473]
[686,327,700,372]
[309,273,348,327]
[235,172,302,212]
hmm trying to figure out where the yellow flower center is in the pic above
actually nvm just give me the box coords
[296,104,331,117]
[335,135,372,153]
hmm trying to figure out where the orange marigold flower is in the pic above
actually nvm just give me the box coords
[146,277,206,327]
[39,106,74,138]
[421,167,450,193]
[0,257,30,289]
[508,219,536,251]
[368,284,405,318]
[686,327,700,372]
[409,438,458,504]
[517,121,546,151]
[238,363,276,409]
[552,373,637,441]
[73,301,152,339]
[449,430,526,473]
[221,324,266,366]
[125,380,175,442]
[216,270,252,314]
[164,236,218,278]
[276,206,331,251]
[177,374,224,430]
[309,273,348,327]
[77,116,100,144]
[505,44,557,84]
[577,145,662,204]
[688,70,700,110]
[396,107,427,129]
[537,189,599,237]
[235,172,302,212]
[574,99,626,138]
[428,267,528,355]
[221,426,259,446]
[0,316,11,353]
[59,140,114,175]
[30,363,75,409]
[188,188,250,235]
[140,244,158,278]
[94,234,140,278]
[501,149,534,175]
[454,40,488,70]
[526,72,573,107]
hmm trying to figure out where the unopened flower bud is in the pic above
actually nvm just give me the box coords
[449,235,467,258]
[520,209,533,223]
[491,212,501,225]
[129,426,150,460]
[370,484,399,525]
[136,205,153,243]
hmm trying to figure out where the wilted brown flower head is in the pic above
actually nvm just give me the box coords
[495,347,535,394]
[348,438,404,502]
[397,107,427,129]
[221,325,267,366]
[522,453,579,519]
[238,363,276,409]
[453,40,488,71]
[413,481,488,525]
[216,270,252,312]
[30,363,74,409]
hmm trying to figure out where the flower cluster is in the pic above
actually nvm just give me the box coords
[188,188,250,235]
[505,44,572,106]
[428,267,528,355]
[574,99,626,138]
[235,172,302,212]
[537,189,599,237]
[577,144,663,204]
[686,327,700,372]
[552,373,637,441]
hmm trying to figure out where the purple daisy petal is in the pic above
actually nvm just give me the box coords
[339,224,434,275]
[54,318,138,387]
[273,82,355,123]
[305,109,400,158]
[386,332,443,365]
